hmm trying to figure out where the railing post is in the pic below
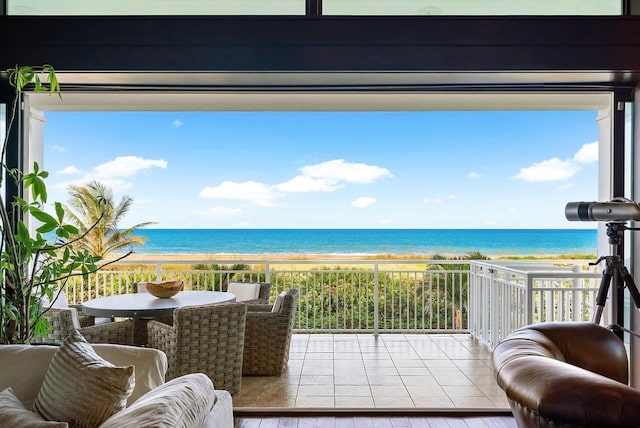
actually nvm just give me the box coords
[265,263,271,284]
[155,263,162,281]
[374,262,379,337]
[525,273,534,326]
[490,267,498,348]
[469,263,476,338]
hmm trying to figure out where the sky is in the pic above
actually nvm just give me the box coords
[43,110,599,229]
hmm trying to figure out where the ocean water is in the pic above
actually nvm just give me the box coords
[127,229,598,256]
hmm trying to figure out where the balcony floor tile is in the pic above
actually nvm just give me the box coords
[233,333,508,411]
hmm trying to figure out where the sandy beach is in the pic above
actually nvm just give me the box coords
[110,252,593,263]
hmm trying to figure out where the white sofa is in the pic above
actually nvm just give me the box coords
[0,344,234,428]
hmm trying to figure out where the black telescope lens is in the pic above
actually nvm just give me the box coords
[577,202,592,221]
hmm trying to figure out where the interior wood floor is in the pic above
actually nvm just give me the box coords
[234,415,517,427]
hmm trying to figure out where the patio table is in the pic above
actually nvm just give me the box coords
[82,291,236,345]
[82,291,236,318]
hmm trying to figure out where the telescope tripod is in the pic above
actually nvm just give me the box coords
[591,222,640,327]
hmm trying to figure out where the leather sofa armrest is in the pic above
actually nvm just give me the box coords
[525,322,628,383]
[498,355,640,427]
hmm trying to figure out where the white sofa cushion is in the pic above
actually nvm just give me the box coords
[92,344,167,405]
[0,343,166,409]
[227,282,260,302]
[0,387,68,428]
[99,373,216,428]
[33,331,135,427]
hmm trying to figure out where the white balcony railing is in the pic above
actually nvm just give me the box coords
[57,258,600,346]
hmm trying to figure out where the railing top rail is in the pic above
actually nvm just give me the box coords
[102,258,479,266]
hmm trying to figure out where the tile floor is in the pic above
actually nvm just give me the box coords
[233,333,510,409]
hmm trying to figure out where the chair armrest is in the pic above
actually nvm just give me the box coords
[241,298,270,305]
[79,319,134,345]
[147,320,176,351]
[245,304,272,312]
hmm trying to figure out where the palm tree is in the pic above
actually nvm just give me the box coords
[63,181,154,258]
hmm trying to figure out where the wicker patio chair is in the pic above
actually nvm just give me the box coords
[42,290,99,328]
[226,281,271,305]
[41,307,134,345]
[147,302,247,395]
[242,289,299,376]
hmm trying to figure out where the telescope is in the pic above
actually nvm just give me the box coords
[565,198,640,222]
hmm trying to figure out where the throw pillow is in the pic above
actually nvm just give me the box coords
[0,387,68,428]
[227,282,260,302]
[271,291,288,313]
[33,330,135,428]
[99,373,216,428]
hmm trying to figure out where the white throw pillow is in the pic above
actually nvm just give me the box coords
[99,373,216,428]
[227,282,260,302]
[271,291,288,313]
[0,387,68,428]
[33,330,135,427]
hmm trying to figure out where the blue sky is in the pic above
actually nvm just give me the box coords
[43,110,599,229]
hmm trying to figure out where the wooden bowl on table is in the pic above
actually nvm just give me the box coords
[146,281,183,298]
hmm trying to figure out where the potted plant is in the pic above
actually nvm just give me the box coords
[0,65,127,343]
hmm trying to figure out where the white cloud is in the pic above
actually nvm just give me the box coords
[513,157,579,182]
[378,219,392,225]
[448,194,457,199]
[573,142,598,164]
[199,181,283,207]
[514,142,598,183]
[92,156,167,179]
[507,207,517,213]
[301,159,393,183]
[351,197,376,208]
[57,165,82,175]
[275,176,342,193]
[54,155,167,192]
[173,119,183,127]
[52,145,67,153]
[192,206,242,216]
[468,171,482,179]
[484,220,498,225]
[423,198,443,204]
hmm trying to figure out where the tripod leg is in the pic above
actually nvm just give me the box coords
[621,266,640,309]
[593,266,612,324]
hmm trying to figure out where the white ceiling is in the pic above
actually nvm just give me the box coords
[28,91,611,112]
[7,0,621,15]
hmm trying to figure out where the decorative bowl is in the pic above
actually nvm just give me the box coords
[146,281,183,298]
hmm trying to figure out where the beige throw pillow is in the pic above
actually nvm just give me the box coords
[99,373,216,428]
[0,387,68,428]
[33,330,135,428]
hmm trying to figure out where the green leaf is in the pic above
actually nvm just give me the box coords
[63,224,79,235]
[36,223,57,234]
[55,202,65,222]
[30,208,57,226]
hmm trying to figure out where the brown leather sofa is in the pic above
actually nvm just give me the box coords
[492,322,640,427]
